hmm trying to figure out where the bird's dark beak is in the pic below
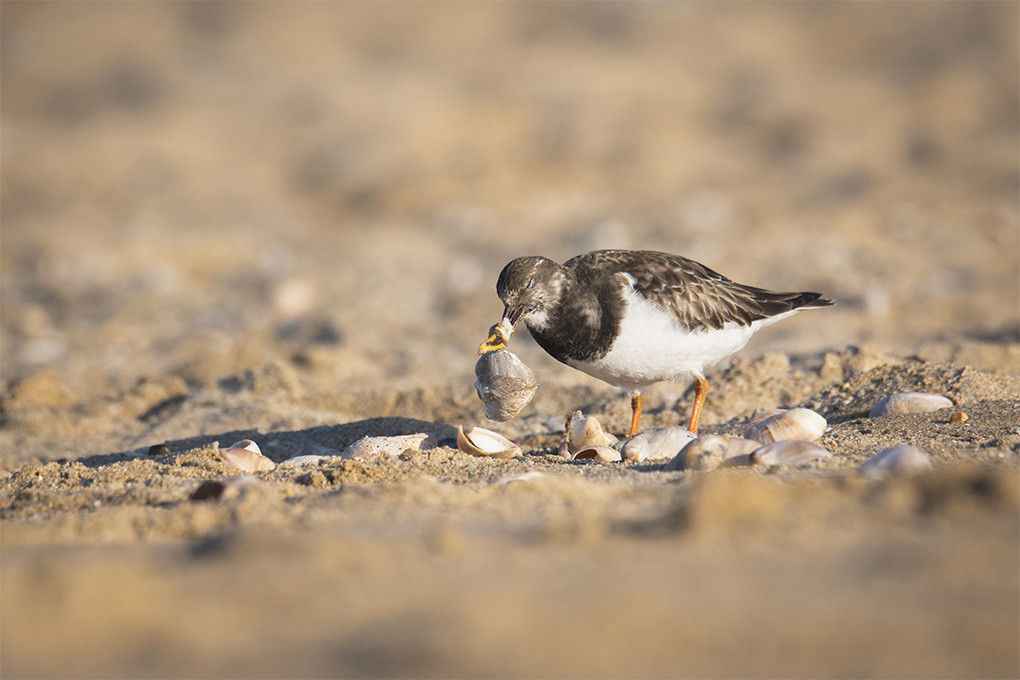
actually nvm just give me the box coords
[478,306,521,355]
[503,305,523,328]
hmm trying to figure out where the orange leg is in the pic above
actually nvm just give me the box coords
[687,376,709,434]
[628,393,643,437]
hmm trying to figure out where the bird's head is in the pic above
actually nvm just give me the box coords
[478,256,564,354]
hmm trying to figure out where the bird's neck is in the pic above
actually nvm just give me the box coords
[524,271,613,363]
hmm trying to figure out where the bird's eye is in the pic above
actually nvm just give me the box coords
[525,277,534,290]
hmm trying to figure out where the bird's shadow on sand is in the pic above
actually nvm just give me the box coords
[75,417,460,469]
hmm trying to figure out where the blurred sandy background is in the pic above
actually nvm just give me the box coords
[2,1,1017,393]
[1,2,1018,678]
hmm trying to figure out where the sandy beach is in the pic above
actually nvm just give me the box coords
[2,3,1018,678]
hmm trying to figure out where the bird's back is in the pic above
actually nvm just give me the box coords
[565,249,833,332]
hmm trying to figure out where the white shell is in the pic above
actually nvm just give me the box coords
[474,349,538,421]
[562,411,618,455]
[573,445,622,462]
[869,392,954,418]
[456,425,521,458]
[556,440,573,458]
[620,427,697,462]
[218,439,276,473]
[342,434,437,459]
[745,408,827,444]
[859,445,933,479]
[666,435,761,471]
[750,440,831,466]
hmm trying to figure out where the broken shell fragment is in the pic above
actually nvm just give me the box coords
[859,444,932,479]
[218,439,276,473]
[620,427,697,462]
[750,440,831,466]
[562,411,618,455]
[666,435,761,471]
[556,440,572,458]
[342,434,438,459]
[745,408,827,445]
[473,348,538,421]
[573,445,622,462]
[478,318,513,355]
[869,392,954,418]
[457,425,522,458]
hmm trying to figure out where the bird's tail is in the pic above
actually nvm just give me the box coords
[786,292,835,309]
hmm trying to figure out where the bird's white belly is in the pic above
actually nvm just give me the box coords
[567,287,767,390]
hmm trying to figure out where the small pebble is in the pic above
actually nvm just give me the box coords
[148,444,171,456]
[190,478,258,501]
[191,480,228,501]
[950,411,968,423]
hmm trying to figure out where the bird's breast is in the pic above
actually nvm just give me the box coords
[566,287,758,390]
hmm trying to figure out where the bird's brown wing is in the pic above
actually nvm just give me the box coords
[566,250,832,331]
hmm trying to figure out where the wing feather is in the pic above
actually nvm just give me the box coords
[566,250,831,331]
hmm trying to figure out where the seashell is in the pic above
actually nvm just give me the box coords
[745,408,827,445]
[746,408,788,427]
[869,392,954,418]
[572,445,622,462]
[556,440,572,458]
[750,440,831,466]
[620,427,697,462]
[342,434,438,459]
[218,439,276,473]
[562,411,618,455]
[473,349,538,421]
[666,435,761,471]
[456,425,521,458]
[859,445,932,479]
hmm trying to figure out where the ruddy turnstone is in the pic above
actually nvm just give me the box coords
[479,249,833,436]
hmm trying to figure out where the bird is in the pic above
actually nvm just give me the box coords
[478,249,833,437]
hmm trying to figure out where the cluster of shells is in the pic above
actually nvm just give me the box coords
[554,411,699,463]
[668,390,950,477]
[557,389,950,480]
[668,407,830,470]
[206,390,949,484]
